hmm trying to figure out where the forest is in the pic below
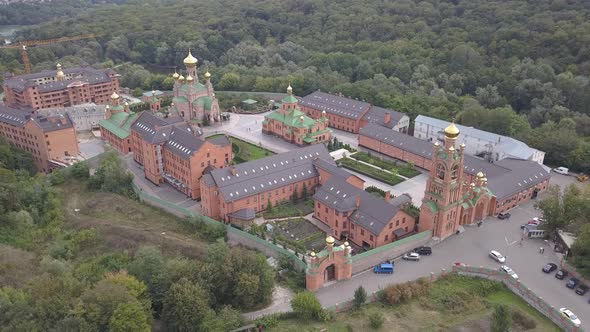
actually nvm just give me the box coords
[1,0,590,171]
[0,142,275,331]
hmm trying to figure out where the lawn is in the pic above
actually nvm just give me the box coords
[207,134,274,163]
[350,152,421,178]
[339,157,404,186]
[272,218,326,252]
[263,199,315,219]
[266,275,560,332]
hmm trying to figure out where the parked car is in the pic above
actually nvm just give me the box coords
[402,252,420,261]
[454,262,467,267]
[499,265,519,279]
[566,277,580,289]
[489,250,506,263]
[559,308,581,327]
[553,167,569,175]
[373,263,394,274]
[497,212,511,220]
[413,246,432,255]
[575,284,588,295]
[555,269,569,280]
[520,224,527,230]
[542,263,558,273]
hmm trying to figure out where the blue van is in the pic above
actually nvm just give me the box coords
[373,263,394,274]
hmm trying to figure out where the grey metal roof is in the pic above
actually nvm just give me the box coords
[313,175,406,236]
[228,208,256,220]
[312,158,353,179]
[4,67,116,93]
[0,105,29,127]
[487,158,551,200]
[362,106,405,129]
[201,173,215,187]
[389,193,411,207]
[462,155,510,179]
[299,91,370,120]
[206,135,231,147]
[359,123,434,159]
[34,113,75,132]
[209,144,332,202]
[39,103,106,117]
[0,104,74,132]
[164,127,206,160]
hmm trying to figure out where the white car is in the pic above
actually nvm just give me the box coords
[489,250,506,263]
[402,252,420,261]
[560,308,581,327]
[553,167,569,175]
[499,265,519,279]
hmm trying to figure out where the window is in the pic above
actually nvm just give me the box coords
[396,220,399,226]
[325,207,328,213]
[436,163,445,180]
[389,223,392,229]
[351,224,354,230]
[369,235,373,241]
[335,220,338,227]
[360,229,364,236]
[385,235,389,241]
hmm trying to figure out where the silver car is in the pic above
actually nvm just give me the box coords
[489,250,506,263]
[402,252,420,261]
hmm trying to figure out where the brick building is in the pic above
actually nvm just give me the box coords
[298,91,409,133]
[358,123,551,223]
[262,85,331,145]
[130,111,232,199]
[0,104,79,172]
[3,64,120,110]
[99,92,138,154]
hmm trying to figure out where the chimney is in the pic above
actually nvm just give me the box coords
[231,167,236,176]
[384,112,391,125]
[384,191,391,202]
[355,196,360,208]
[60,116,67,125]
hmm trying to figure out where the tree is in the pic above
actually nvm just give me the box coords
[302,183,308,199]
[71,161,89,179]
[571,224,590,279]
[218,73,240,90]
[536,184,586,236]
[490,304,511,332]
[128,246,170,314]
[162,278,213,332]
[109,301,151,332]
[76,281,135,331]
[291,291,322,321]
[88,152,134,197]
[353,286,367,309]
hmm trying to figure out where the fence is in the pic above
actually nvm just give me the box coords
[453,265,583,332]
[131,183,306,271]
[350,230,431,274]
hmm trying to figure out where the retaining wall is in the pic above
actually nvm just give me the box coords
[350,230,431,274]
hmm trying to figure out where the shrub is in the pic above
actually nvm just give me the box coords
[291,291,322,321]
[353,286,367,309]
[255,313,281,329]
[317,309,334,322]
[512,309,536,330]
[491,304,511,332]
[368,312,384,329]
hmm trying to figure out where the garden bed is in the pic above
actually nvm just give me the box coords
[350,152,421,178]
[339,157,404,186]
[272,218,326,253]
[263,199,314,219]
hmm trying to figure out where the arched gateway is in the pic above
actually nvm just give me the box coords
[306,236,353,291]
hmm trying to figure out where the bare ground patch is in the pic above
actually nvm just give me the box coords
[0,244,38,287]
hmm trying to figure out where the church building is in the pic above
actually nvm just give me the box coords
[262,85,331,146]
[418,122,495,240]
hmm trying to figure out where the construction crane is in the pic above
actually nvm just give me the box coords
[0,34,101,74]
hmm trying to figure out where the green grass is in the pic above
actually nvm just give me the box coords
[351,152,421,178]
[266,275,560,332]
[339,157,404,186]
[207,134,274,163]
[263,199,315,219]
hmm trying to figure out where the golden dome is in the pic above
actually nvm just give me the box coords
[449,146,455,151]
[344,241,350,247]
[178,75,185,81]
[186,75,194,82]
[204,70,211,79]
[470,182,475,187]
[482,177,488,182]
[434,141,440,146]
[287,84,293,95]
[105,105,110,109]
[476,171,484,178]
[444,121,460,139]
[460,143,466,149]
[56,63,62,69]
[124,101,129,106]
[326,236,335,245]
[110,91,119,99]
[310,251,316,257]
[183,50,198,65]
[172,72,179,79]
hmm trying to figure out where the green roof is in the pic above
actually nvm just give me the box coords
[303,136,316,143]
[150,97,159,103]
[242,98,258,104]
[282,95,298,104]
[99,112,139,139]
[110,104,124,112]
[265,109,318,128]
[424,200,438,213]
[173,96,188,104]
[179,82,207,93]
[193,96,213,110]
[308,129,331,137]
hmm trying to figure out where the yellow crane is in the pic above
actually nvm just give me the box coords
[0,34,101,73]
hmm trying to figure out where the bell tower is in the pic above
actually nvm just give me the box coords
[418,121,467,240]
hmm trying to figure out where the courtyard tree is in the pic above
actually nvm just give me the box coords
[535,184,587,236]
[571,223,590,278]
[291,291,322,321]
[353,285,367,309]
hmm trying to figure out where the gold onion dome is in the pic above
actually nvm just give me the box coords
[172,72,179,79]
[186,75,194,82]
[310,251,316,257]
[183,50,198,65]
[287,84,293,95]
[326,236,335,245]
[110,91,119,99]
[124,101,129,106]
[434,141,440,146]
[178,75,185,81]
[476,171,484,178]
[204,70,211,79]
[444,121,460,139]
[449,146,455,151]
[460,142,466,149]
[344,241,350,247]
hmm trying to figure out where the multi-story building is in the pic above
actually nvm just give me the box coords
[262,85,331,145]
[38,103,106,131]
[359,123,551,223]
[0,104,80,172]
[99,92,138,154]
[201,144,415,249]
[168,51,221,124]
[414,115,545,164]
[298,91,409,133]
[130,111,232,199]
[3,64,120,110]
